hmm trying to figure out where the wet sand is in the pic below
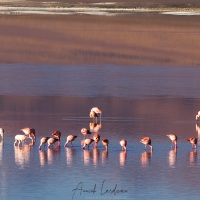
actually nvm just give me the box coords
[0,1,200,66]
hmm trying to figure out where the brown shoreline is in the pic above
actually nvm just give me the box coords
[0,13,200,66]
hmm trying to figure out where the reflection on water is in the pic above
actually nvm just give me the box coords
[168,149,177,168]
[65,147,76,166]
[14,145,32,169]
[39,150,48,167]
[47,147,60,165]
[83,149,93,166]
[140,150,152,168]
[102,149,108,165]
[93,148,100,167]
[89,122,102,133]
[0,141,3,163]
[189,149,197,166]
[119,150,127,167]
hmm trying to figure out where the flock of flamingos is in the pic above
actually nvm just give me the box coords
[0,108,200,151]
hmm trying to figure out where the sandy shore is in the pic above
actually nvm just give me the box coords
[0,1,200,66]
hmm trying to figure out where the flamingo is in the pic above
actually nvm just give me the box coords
[38,130,61,150]
[139,137,153,151]
[21,127,36,142]
[119,139,127,151]
[82,138,94,149]
[167,134,178,149]
[196,111,200,120]
[101,139,109,150]
[0,128,4,140]
[90,107,102,122]
[93,133,100,147]
[64,135,77,147]
[39,137,50,149]
[52,130,61,146]
[81,128,91,139]
[187,137,197,148]
[47,138,59,148]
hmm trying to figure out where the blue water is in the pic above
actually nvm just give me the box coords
[0,64,200,200]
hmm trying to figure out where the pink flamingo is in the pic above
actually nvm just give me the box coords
[64,135,77,147]
[187,137,197,148]
[139,137,153,151]
[119,139,127,151]
[167,134,178,149]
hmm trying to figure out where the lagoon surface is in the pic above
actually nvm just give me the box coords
[1,64,200,200]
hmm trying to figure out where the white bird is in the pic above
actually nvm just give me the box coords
[90,107,102,123]
[0,128,4,140]
[14,134,28,146]
[64,135,77,147]
[21,127,36,142]
[196,111,200,120]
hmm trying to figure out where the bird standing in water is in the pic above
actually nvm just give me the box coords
[187,137,197,148]
[82,139,94,149]
[38,130,61,150]
[81,128,91,139]
[64,135,77,147]
[90,107,102,123]
[139,137,153,151]
[196,111,200,120]
[39,137,50,149]
[167,134,178,149]
[120,139,127,151]
[102,139,109,150]
[93,133,100,147]
[21,127,36,142]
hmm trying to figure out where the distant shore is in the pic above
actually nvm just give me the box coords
[0,1,200,66]
[0,5,200,16]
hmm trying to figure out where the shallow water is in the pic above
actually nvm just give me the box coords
[0,64,200,200]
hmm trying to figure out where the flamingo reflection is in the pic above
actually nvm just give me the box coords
[65,147,76,166]
[119,150,127,167]
[39,150,48,167]
[14,145,31,169]
[189,149,197,166]
[89,122,102,133]
[83,150,93,166]
[140,151,152,168]
[0,140,3,163]
[47,147,60,165]
[102,149,108,164]
[168,149,177,168]
[93,148,100,167]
